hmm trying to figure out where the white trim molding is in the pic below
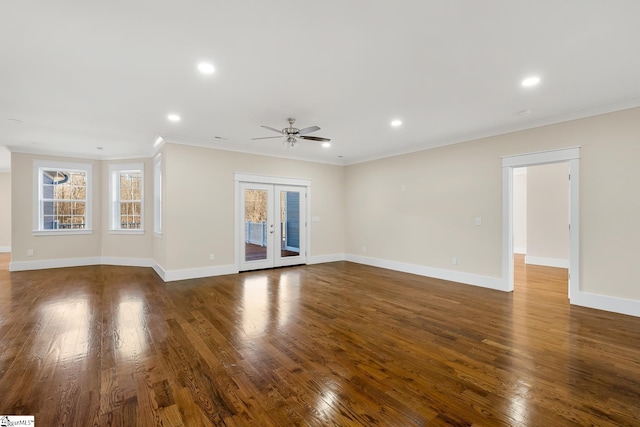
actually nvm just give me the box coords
[33,159,93,233]
[234,173,312,272]
[524,256,569,269]
[162,264,238,282]
[101,257,154,267]
[502,147,580,300]
[0,246,10,253]
[345,254,506,291]
[10,256,154,272]
[307,253,346,264]
[572,291,640,318]
[513,246,527,255]
[10,257,103,272]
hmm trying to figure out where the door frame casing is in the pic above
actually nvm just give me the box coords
[234,173,311,271]
[501,147,580,299]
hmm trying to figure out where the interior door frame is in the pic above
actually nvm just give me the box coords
[502,147,580,299]
[234,173,311,271]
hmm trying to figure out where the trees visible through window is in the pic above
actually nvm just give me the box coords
[110,164,143,231]
[41,168,88,230]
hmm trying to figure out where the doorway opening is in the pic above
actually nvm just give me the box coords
[512,164,570,298]
[235,174,310,272]
[502,147,580,300]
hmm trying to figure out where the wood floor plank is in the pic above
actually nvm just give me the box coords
[1,253,640,425]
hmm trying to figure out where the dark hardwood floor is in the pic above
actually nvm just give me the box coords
[1,253,639,426]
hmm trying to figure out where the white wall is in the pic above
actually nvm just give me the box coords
[10,153,153,267]
[0,172,11,251]
[525,163,569,268]
[161,144,346,272]
[513,168,527,254]
[7,106,640,313]
[345,106,640,302]
[100,158,154,263]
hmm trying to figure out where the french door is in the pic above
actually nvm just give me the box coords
[239,182,307,271]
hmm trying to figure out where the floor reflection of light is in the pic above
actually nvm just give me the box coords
[316,387,339,414]
[41,297,90,361]
[278,271,300,328]
[242,276,269,337]
[509,382,531,424]
[116,297,148,358]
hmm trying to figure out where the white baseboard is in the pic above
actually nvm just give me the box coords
[162,264,238,282]
[10,256,154,272]
[572,291,640,318]
[525,255,568,268]
[10,256,103,272]
[513,246,526,255]
[0,246,10,253]
[101,257,154,267]
[152,262,167,281]
[307,253,346,264]
[345,254,506,291]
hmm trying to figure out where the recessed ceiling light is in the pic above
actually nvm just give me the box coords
[197,62,215,74]
[391,119,402,127]
[154,136,164,147]
[521,76,541,87]
[322,142,331,148]
[167,114,181,122]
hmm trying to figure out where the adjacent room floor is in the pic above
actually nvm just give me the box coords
[0,254,639,426]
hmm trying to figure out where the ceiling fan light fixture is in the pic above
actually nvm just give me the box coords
[167,114,181,122]
[322,142,331,148]
[391,119,402,127]
[253,118,330,148]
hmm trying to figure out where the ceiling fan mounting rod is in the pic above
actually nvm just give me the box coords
[285,118,299,137]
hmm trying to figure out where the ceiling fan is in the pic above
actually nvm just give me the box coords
[252,118,331,148]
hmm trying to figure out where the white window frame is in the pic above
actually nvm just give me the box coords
[153,154,162,236]
[33,160,93,235]
[109,163,144,234]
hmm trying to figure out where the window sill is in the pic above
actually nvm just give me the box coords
[108,229,145,235]
[33,229,93,236]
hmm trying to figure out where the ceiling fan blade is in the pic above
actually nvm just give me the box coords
[260,125,283,134]
[298,125,320,135]
[299,135,331,142]
[251,136,283,140]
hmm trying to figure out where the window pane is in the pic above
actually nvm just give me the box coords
[39,166,89,231]
[43,215,55,230]
[110,167,142,230]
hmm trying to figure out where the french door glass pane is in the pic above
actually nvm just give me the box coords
[280,191,300,258]
[245,189,268,261]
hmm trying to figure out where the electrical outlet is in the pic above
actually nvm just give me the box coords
[475,217,482,226]
[362,246,367,252]
[27,249,34,257]
[451,257,457,265]
[209,254,215,261]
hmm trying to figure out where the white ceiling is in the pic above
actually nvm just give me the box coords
[2,0,640,171]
